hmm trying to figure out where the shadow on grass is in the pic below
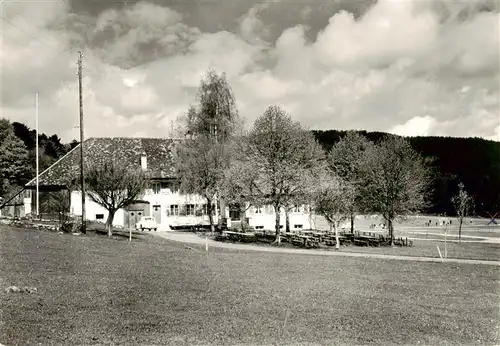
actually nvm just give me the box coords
[85,222,144,241]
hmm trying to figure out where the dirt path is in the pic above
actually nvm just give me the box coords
[153,231,500,266]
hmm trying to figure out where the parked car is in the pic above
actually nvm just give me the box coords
[135,216,158,231]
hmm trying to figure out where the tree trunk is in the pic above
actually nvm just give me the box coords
[240,205,247,232]
[308,203,313,230]
[334,221,340,250]
[350,213,355,234]
[274,205,281,245]
[388,218,394,247]
[207,199,215,236]
[285,207,290,233]
[458,217,463,243]
[106,210,116,238]
[240,208,244,232]
[218,197,226,230]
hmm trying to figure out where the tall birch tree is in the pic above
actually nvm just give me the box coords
[177,69,239,230]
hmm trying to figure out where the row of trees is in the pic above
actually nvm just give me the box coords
[175,70,439,247]
[0,69,476,244]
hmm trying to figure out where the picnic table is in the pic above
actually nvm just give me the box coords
[290,234,320,248]
[223,231,256,242]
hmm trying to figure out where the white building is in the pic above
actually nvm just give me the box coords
[24,138,314,231]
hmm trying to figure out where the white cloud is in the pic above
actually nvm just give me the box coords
[0,0,498,142]
[314,1,438,69]
[390,115,437,137]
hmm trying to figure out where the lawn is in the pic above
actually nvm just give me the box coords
[1,226,499,345]
[339,239,500,261]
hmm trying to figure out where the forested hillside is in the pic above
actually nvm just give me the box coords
[313,130,500,217]
[11,122,79,175]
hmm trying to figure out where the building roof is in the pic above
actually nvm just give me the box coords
[25,137,183,188]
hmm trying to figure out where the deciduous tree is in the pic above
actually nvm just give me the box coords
[221,157,257,231]
[451,182,474,242]
[186,69,239,142]
[361,136,433,246]
[328,132,373,233]
[175,136,230,234]
[313,170,355,250]
[180,69,240,228]
[231,105,325,244]
[84,161,147,237]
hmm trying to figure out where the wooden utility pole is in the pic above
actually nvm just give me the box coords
[78,51,86,234]
[35,92,39,219]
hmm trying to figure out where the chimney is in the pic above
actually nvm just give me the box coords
[140,152,147,171]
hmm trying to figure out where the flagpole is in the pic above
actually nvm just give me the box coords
[36,92,39,219]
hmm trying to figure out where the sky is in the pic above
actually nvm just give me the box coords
[0,0,499,142]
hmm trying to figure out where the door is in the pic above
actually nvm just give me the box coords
[152,205,161,225]
[229,204,241,221]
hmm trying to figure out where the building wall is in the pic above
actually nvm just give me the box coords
[1,190,31,218]
[141,188,220,229]
[245,205,314,231]
[68,187,313,231]
[70,191,125,227]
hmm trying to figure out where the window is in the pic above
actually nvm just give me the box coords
[229,208,241,221]
[170,205,179,216]
[96,214,104,220]
[255,226,264,230]
[186,204,195,216]
[254,206,262,214]
[151,183,161,194]
[202,204,215,215]
[294,224,303,229]
[293,205,301,213]
[168,182,180,193]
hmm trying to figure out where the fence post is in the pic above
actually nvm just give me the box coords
[436,245,443,259]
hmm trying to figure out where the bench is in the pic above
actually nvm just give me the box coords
[354,239,369,246]
[224,231,256,243]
